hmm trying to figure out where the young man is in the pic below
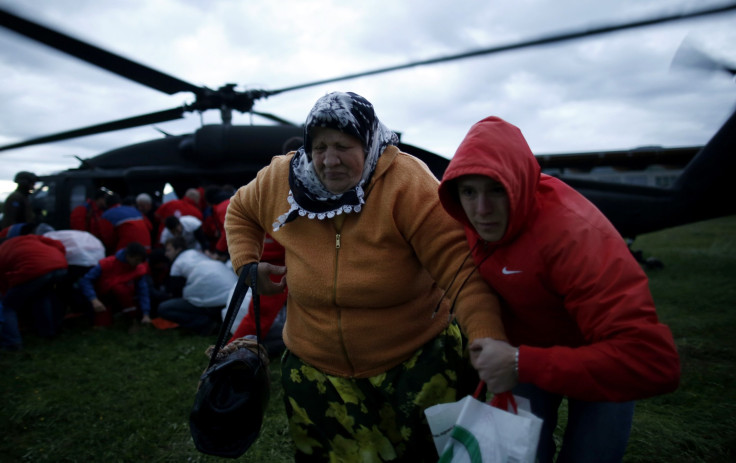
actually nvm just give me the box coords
[78,241,151,326]
[438,116,680,463]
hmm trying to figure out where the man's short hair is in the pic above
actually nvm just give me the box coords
[125,241,147,260]
[93,188,109,200]
[185,188,201,202]
[165,236,188,252]
[136,193,152,205]
[164,215,181,231]
[105,193,122,208]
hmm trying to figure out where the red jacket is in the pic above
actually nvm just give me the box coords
[438,116,680,402]
[99,205,152,253]
[97,254,149,294]
[213,198,230,253]
[0,235,67,293]
[70,200,105,239]
[155,197,203,222]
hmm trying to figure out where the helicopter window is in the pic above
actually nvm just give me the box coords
[70,184,87,210]
[31,181,57,224]
[623,175,649,186]
[163,183,178,202]
[655,175,678,188]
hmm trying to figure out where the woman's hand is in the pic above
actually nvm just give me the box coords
[255,262,287,295]
[469,337,519,393]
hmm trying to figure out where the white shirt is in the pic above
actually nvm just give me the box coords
[170,249,237,307]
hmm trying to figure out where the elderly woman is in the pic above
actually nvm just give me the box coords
[225,92,508,461]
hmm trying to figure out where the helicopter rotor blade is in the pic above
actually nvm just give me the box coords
[0,3,734,153]
[0,7,203,96]
[0,107,186,152]
[269,3,736,96]
[671,36,736,77]
[251,111,299,126]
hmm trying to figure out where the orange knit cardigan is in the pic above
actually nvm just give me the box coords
[226,146,506,378]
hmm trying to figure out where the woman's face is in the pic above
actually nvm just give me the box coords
[311,127,365,194]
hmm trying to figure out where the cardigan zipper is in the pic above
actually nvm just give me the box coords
[332,216,354,375]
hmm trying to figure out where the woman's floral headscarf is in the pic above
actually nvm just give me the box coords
[272,92,398,231]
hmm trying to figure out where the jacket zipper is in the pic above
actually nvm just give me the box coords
[332,216,354,375]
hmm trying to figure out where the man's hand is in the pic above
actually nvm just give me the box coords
[469,337,519,393]
[91,298,106,313]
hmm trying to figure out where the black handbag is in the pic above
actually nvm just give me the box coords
[189,263,271,458]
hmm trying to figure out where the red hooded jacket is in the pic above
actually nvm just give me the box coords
[438,116,680,402]
[0,235,67,294]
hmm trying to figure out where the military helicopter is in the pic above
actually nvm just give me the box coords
[0,4,734,256]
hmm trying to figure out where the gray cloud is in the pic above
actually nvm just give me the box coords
[0,0,735,194]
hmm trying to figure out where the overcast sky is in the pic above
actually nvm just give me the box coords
[1,0,735,199]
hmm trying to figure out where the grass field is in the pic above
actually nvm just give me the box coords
[1,215,735,462]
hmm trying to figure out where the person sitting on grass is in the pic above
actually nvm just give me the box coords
[78,241,151,327]
[157,236,236,335]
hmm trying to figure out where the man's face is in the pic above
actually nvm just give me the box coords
[457,175,510,242]
[164,243,177,262]
[126,254,145,267]
[19,179,36,194]
[137,202,151,213]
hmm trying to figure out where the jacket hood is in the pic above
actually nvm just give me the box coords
[438,116,539,245]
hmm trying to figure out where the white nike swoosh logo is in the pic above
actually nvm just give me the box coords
[502,267,522,275]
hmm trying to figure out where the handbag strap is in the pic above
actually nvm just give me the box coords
[206,262,261,369]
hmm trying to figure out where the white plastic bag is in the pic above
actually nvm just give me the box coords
[425,390,542,463]
[44,230,105,267]
[425,395,472,456]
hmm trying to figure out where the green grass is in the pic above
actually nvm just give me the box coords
[1,215,735,462]
[622,216,736,463]
[0,322,293,462]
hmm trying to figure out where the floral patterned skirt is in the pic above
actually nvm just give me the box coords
[281,321,474,462]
